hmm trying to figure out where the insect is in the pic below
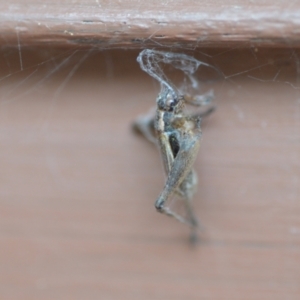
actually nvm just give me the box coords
[133,50,216,242]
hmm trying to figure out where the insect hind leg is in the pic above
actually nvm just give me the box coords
[132,109,157,144]
[156,205,193,226]
[179,170,199,243]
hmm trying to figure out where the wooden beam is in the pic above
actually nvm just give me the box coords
[1,1,300,48]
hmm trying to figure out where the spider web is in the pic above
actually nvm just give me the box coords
[0,12,299,243]
[0,6,300,299]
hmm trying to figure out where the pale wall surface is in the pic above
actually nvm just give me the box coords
[0,48,299,299]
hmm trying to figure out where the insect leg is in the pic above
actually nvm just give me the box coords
[155,133,201,222]
[183,90,214,107]
[132,110,156,144]
[184,107,215,127]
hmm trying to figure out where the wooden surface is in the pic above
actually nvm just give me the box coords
[0,47,300,299]
[1,0,300,48]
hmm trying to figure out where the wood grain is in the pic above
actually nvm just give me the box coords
[1,1,300,48]
[0,48,299,299]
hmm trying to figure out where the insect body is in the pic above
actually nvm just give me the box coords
[155,93,201,227]
[134,50,215,242]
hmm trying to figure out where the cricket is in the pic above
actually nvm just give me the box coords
[133,49,216,242]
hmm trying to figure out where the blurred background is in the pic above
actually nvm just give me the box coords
[0,1,300,299]
[0,46,299,300]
